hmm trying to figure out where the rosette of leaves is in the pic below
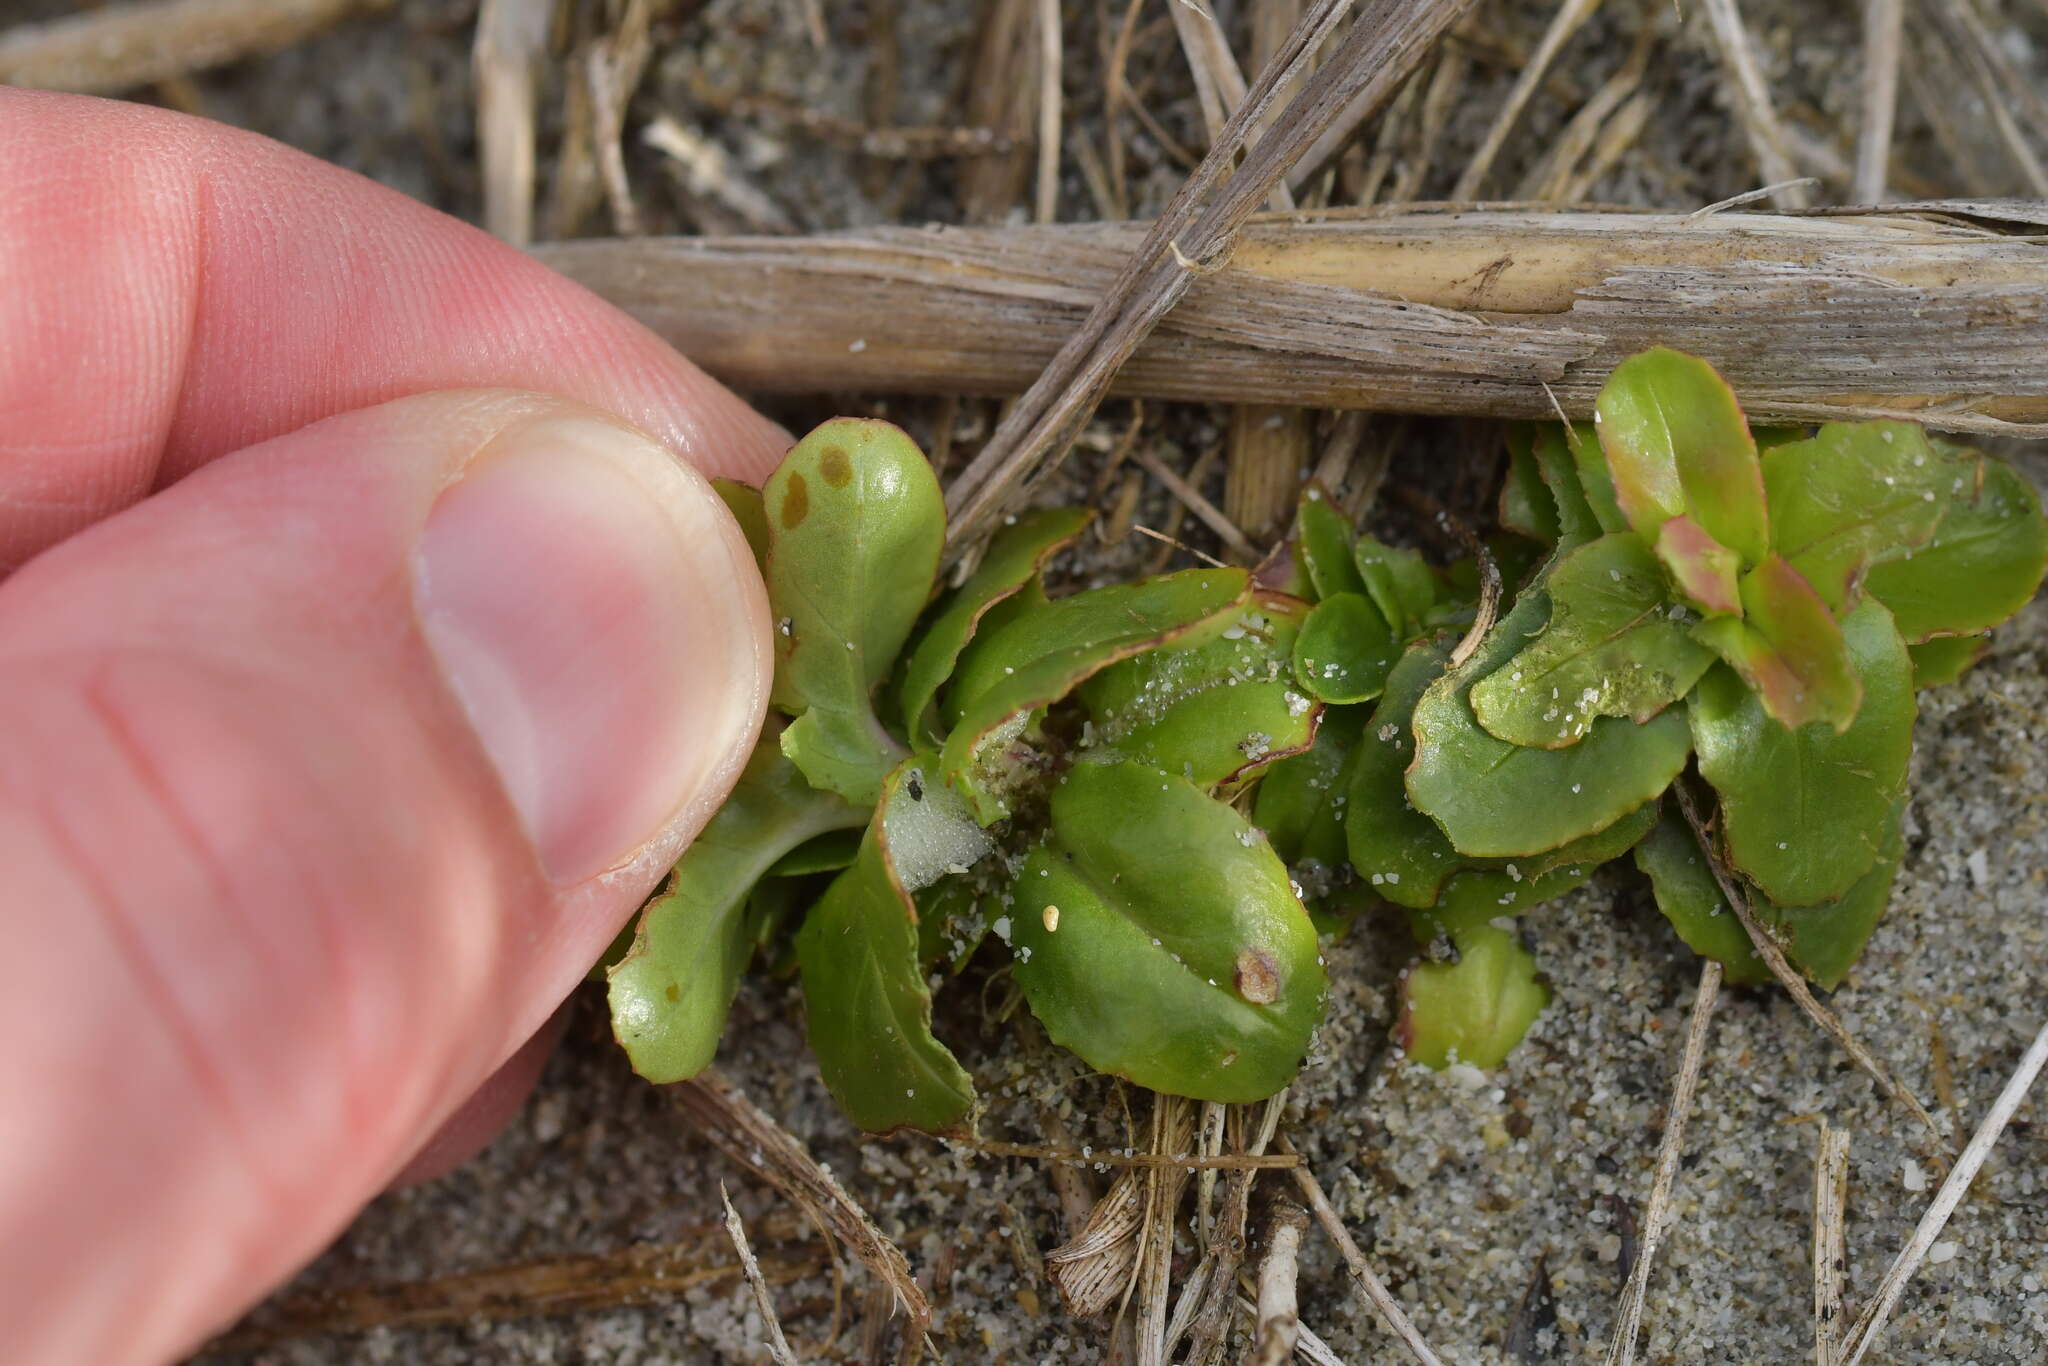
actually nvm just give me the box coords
[1261,348,2046,1070]
[605,419,1328,1134]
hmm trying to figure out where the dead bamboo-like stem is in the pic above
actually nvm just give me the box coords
[1838,1015,2048,1366]
[1250,1199,1311,1366]
[1602,958,1722,1366]
[0,0,387,93]
[1812,1121,1851,1366]
[474,0,553,245]
[1853,0,1903,202]
[535,204,2048,437]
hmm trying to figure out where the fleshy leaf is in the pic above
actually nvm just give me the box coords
[1291,592,1398,705]
[1296,486,1366,603]
[713,477,769,569]
[1762,421,1949,610]
[765,828,863,877]
[1754,808,1903,989]
[1409,801,1659,937]
[1406,588,1694,858]
[1500,427,1559,545]
[940,570,1249,823]
[1532,424,1606,546]
[1078,593,1317,789]
[1397,927,1550,1070]
[916,876,990,975]
[1909,634,1989,688]
[1354,534,1441,638]
[895,507,1090,742]
[795,759,984,1133]
[1254,704,1365,870]
[1653,516,1742,617]
[766,420,941,803]
[1691,598,1914,906]
[1347,639,1660,906]
[1594,347,1768,564]
[1011,762,1326,1103]
[1860,447,2048,642]
[1632,806,1769,986]
[609,733,867,1083]
[1469,532,1715,749]
[1563,421,1628,537]
[1691,554,1861,733]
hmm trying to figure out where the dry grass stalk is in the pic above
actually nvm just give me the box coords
[1227,406,1313,546]
[961,0,1041,223]
[1250,1198,1311,1366]
[944,1134,1300,1171]
[672,1071,931,1363]
[1034,0,1063,224]
[1168,0,1297,213]
[643,114,795,234]
[1516,28,1651,201]
[1171,1093,1286,1365]
[473,0,555,244]
[935,0,1477,560]
[1601,958,1723,1366]
[1047,1163,1149,1315]
[1916,0,2048,195]
[209,1221,820,1350]
[722,1184,800,1366]
[1450,0,1604,200]
[1386,46,1468,203]
[1132,445,1261,563]
[1279,1136,1447,1366]
[1699,0,1812,209]
[1852,0,1903,201]
[1134,1094,1197,1366]
[1039,1108,1103,1239]
[1812,1121,1851,1366]
[1838,1016,2048,1366]
[534,206,2048,437]
[0,0,388,94]
[1554,88,1652,202]
[1672,784,1945,1148]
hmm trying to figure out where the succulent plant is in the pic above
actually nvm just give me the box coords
[603,351,2048,1127]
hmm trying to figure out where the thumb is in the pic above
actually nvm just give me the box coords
[0,389,770,1365]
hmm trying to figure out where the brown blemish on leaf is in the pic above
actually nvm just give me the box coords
[665,982,681,1002]
[780,471,810,528]
[819,446,852,487]
[1234,947,1282,1004]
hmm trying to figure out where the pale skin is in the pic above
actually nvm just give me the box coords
[0,89,783,1364]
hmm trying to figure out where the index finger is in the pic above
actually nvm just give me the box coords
[0,88,789,572]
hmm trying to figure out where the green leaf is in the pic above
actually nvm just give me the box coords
[1469,532,1715,748]
[1754,809,1903,989]
[1564,420,1629,537]
[1909,634,1989,688]
[894,507,1090,742]
[1255,704,1366,870]
[1532,424,1606,545]
[1079,592,1318,789]
[1345,638,1660,906]
[1291,592,1398,705]
[1410,800,1659,938]
[1762,421,1949,611]
[1652,515,1742,617]
[1011,762,1326,1103]
[796,758,987,1134]
[1632,807,1769,986]
[940,569,1250,823]
[1353,534,1440,638]
[1296,486,1366,602]
[1691,554,1861,733]
[609,733,868,1083]
[765,828,863,877]
[713,477,770,569]
[1691,598,1914,906]
[1595,347,1769,564]
[765,419,941,804]
[916,876,991,976]
[1500,427,1559,544]
[1860,447,2048,642]
[1406,588,1694,858]
[1397,927,1550,1070]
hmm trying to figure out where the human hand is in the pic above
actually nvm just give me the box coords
[0,89,786,1365]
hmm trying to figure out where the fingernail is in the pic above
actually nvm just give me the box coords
[414,415,766,884]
